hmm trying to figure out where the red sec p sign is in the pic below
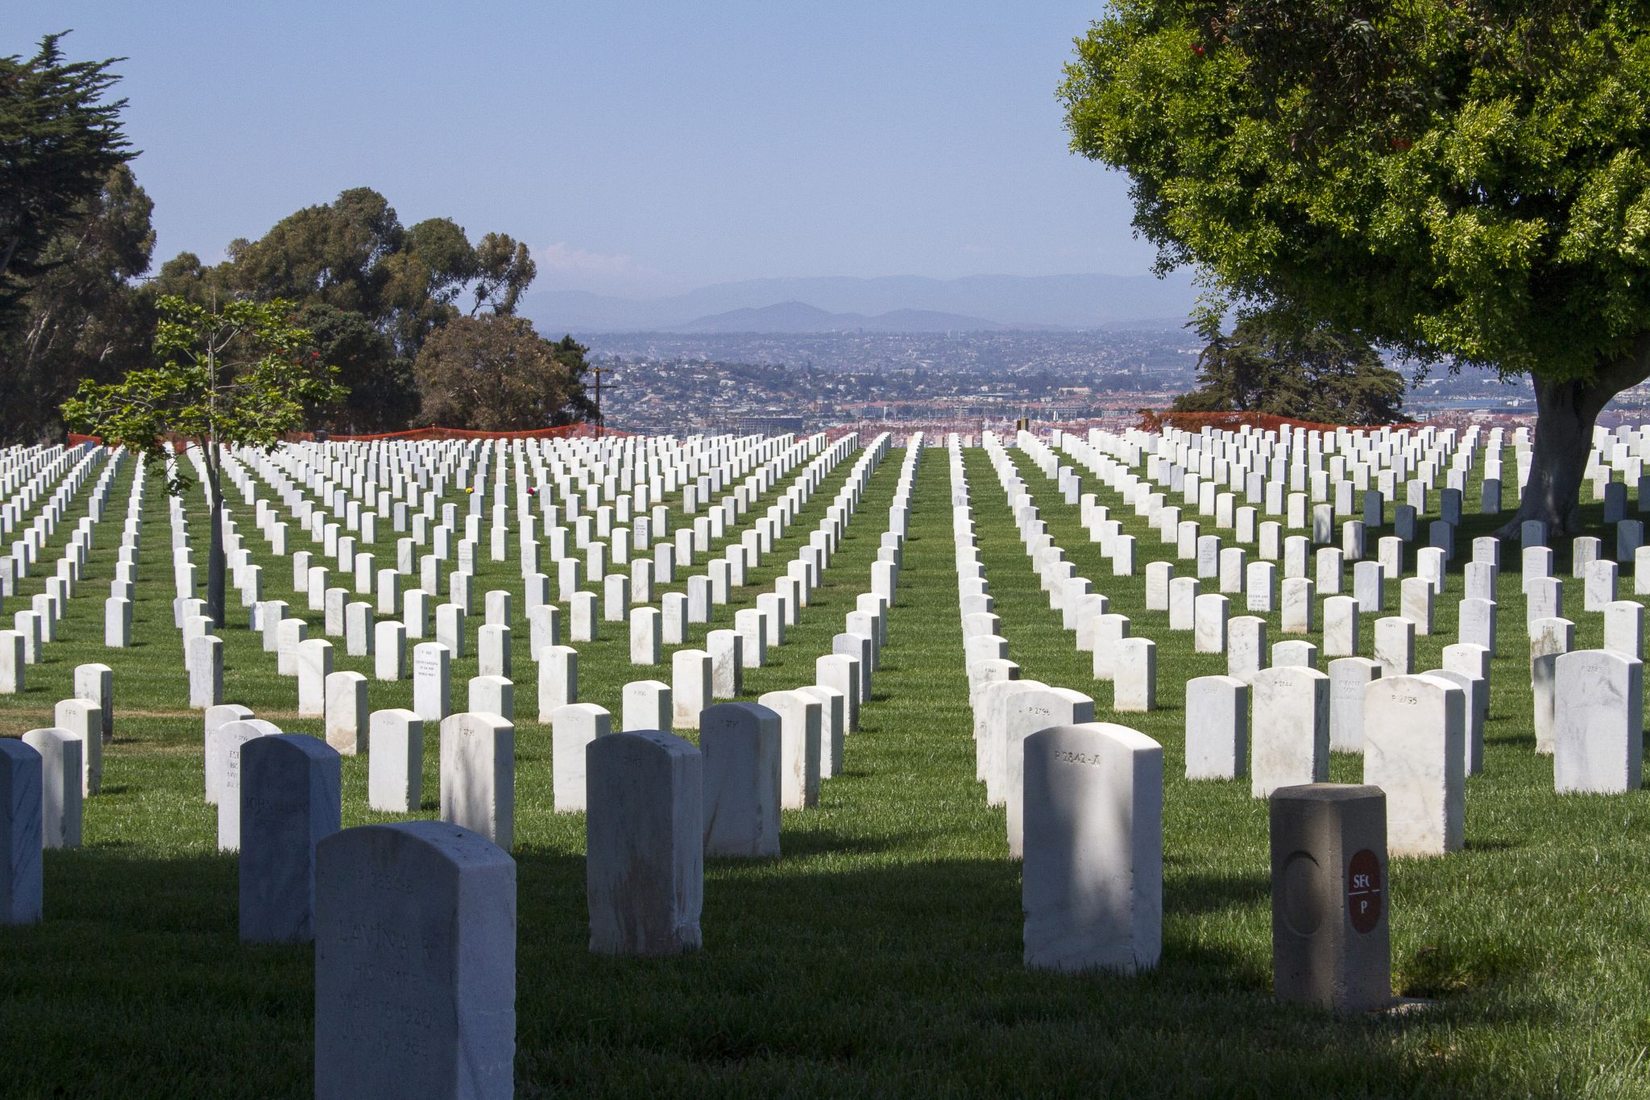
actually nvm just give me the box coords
[1346,849,1382,934]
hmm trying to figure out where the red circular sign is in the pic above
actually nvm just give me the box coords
[1347,849,1382,934]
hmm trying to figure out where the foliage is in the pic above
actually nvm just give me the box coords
[1171,303,1406,424]
[156,188,545,433]
[62,296,341,484]
[0,164,155,442]
[0,33,133,322]
[1060,1,1650,381]
[64,295,342,624]
[1060,1,1650,528]
[412,315,595,432]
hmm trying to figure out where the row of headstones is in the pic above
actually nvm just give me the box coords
[0,667,116,921]
[0,443,104,597]
[197,430,821,628]
[147,429,821,645]
[257,438,904,738]
[257,431,889,721]
[249,431,818,595]
[0,448,128,687]
[195,434,922,839]
[957,434,1494,867]
[316,745,1398,1097]
[1022,429,1650,750]
[971,435,1160,711]
[147,433,877,712]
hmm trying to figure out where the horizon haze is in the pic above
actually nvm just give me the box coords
[8,3,1168,304]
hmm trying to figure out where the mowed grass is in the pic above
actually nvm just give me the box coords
[0,437,1645,1097]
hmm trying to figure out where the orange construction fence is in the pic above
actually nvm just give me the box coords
[1135,410,1419,434]
[68,423,628,448]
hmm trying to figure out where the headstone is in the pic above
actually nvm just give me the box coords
[1529,616,1575,754]
[1022,723,1163,975]
[758,690,822,810]
[367,709,423,813]
[671,650,712,729]
[314,821,515,1100]
[622,679,672,732]
[324,671,368,755]
[439,712,515,849]
[0,740,42,924]
[551,703,610,813]
[1185,675,1248,780]
[586,731,702,956]
[53,698,101,796]
[213,719,283,851]
[1113,637,1157,713]
[1250,666,1330,798]
[239,735,341,942]
[413,641,452,724]
[21,728,81,849]
[1554,649,1644,794]
[699,702,782,858]
[1328,657,1382,753]
[536,644,579,721]
[1363,675,1465,857]
[296,638,334,718]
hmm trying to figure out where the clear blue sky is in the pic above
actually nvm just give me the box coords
[10,2,1153,297]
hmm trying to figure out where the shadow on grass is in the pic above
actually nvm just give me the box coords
[0,818,1559,1096]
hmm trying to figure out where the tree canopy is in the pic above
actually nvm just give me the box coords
[1061,1,1650,531]
[0,33,133,321]
[63,295,342,623]
[0,164,154,441]
[157,187,555,433]
[414,316,596,432]
[1172,304,1406,424]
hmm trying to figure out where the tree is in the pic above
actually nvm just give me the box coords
[413,315,595,431]
[62,296,343,626]
[0,164,154,442]
[162,189,546,433]
[1172,303,1406,424]
[0,33,133,322]
[1061,2,1650,534]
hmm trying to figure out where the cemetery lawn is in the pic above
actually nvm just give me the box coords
[0,440,1648,1097]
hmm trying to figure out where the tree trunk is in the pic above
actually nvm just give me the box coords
[1497,340,1650,539]
[204,455,227,629]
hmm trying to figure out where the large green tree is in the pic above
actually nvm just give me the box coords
[413,316,595,431]
[0,33,133,322]
[0,164,154,441]
[1062,1,1650,534]
[1173,303,1407,424]
[162,189,544,433]
[63,296,343,625]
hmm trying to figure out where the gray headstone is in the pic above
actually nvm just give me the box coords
[239,735,341,943]
[0,740,42,924]
[699,702,782,859]
[586,731,703,956]
[314,821,515,1100]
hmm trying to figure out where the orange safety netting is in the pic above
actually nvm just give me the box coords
[68,423,628,448]
[1134,410,1420,435]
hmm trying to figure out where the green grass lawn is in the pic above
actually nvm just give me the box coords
[0,434,1646,1098]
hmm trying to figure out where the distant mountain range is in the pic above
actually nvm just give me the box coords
[521,271,1199,334]
[670,301,1022,334]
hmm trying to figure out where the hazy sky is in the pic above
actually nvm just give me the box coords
[11,2,1155,297]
